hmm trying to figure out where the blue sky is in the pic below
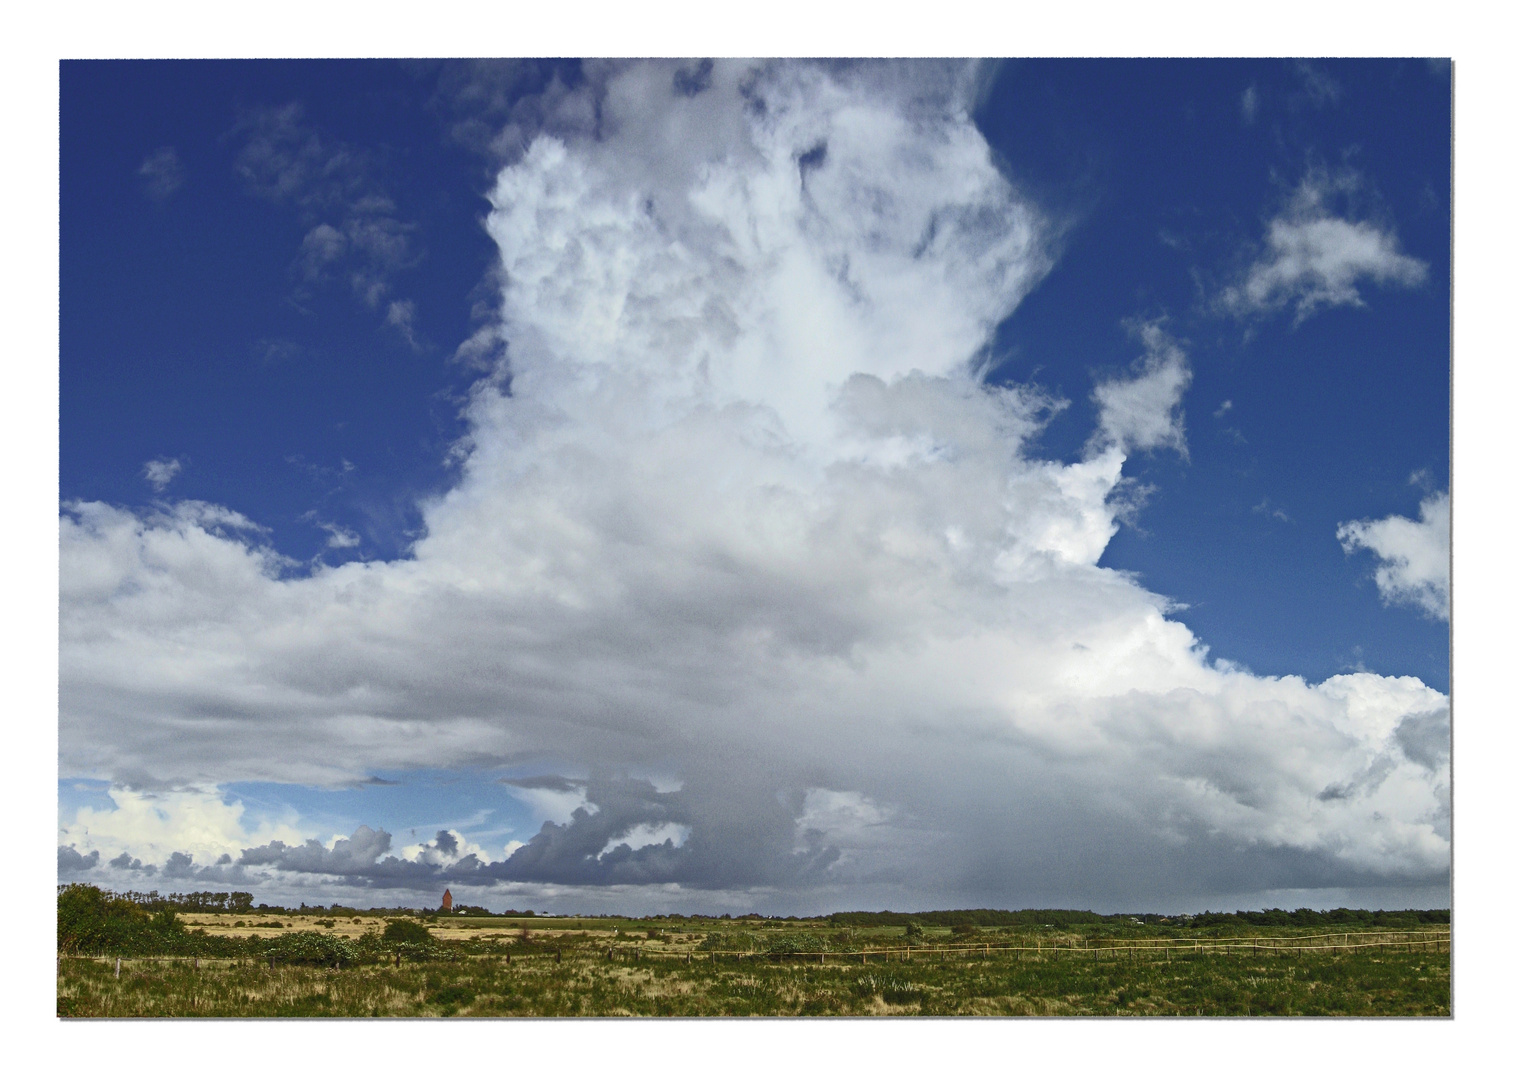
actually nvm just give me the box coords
[58,59,1450,915]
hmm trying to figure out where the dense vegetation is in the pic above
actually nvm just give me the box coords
[56,884,1450,1016]
[57,884,452,964]
[56,946,1449,1018]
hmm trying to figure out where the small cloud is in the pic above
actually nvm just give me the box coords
[108,851,155,874]
[385,299,421,350]
[138,147,185,201]
[1240,85,1260,123]
[1252,497,1290,523]
[1338,490,1449,620]
[1220,169,1428,324]
[254,338,302,366]
[163,851,198,879]
[1408,468,1436,493]
[1294,61,1342,108]
[1090,321,1192,457]
[1213,400,1233,419]
[319,522,362,550]
[143,457,183,492]
[234,104,418,330]
[58,846,100,873]
[297,223,348,282]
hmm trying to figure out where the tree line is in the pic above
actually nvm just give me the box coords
[827,907,1450,929]
[60,887,257,913]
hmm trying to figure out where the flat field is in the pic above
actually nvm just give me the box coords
[58,918,1450,1017]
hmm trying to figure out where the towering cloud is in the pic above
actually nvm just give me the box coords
[60,61,1446,910]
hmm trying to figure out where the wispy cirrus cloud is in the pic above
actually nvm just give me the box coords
[138,146,185,201]
[234,104,420,335]
[1240,84,1260,123]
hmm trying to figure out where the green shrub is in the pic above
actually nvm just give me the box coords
[58,884,149,954]
[263,932,358,967]
[382,919,433,946]
[766,933,827,955]
[698,931,762,953]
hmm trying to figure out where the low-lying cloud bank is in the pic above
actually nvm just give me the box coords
[59,61,1447,912]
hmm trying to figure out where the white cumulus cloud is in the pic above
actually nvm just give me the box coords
[1091,322,1192,456]
[59,61,1447,911]
[142,457,182,491]
[1339,491,1450,620]
[1221,170,1428,323]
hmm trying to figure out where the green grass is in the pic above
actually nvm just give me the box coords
[57,942,1449,1017]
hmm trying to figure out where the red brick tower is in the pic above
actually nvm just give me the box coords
[441,888,453,912]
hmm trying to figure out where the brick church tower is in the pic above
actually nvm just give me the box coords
[441,889,453,912]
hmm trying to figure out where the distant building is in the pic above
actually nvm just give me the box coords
[441,889,453,912]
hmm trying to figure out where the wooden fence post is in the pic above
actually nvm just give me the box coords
[114,957,121,979]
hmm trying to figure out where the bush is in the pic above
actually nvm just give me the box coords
[264,931,359,967]
[766,933,827,956]
[382,919,433,946]
[56,885,229,957]
[58,884,150,954]
[698,931,762,953]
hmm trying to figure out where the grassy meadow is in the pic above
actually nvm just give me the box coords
[57,897,1450,1017]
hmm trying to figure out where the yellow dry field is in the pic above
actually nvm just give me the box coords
[176,914,708,954]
